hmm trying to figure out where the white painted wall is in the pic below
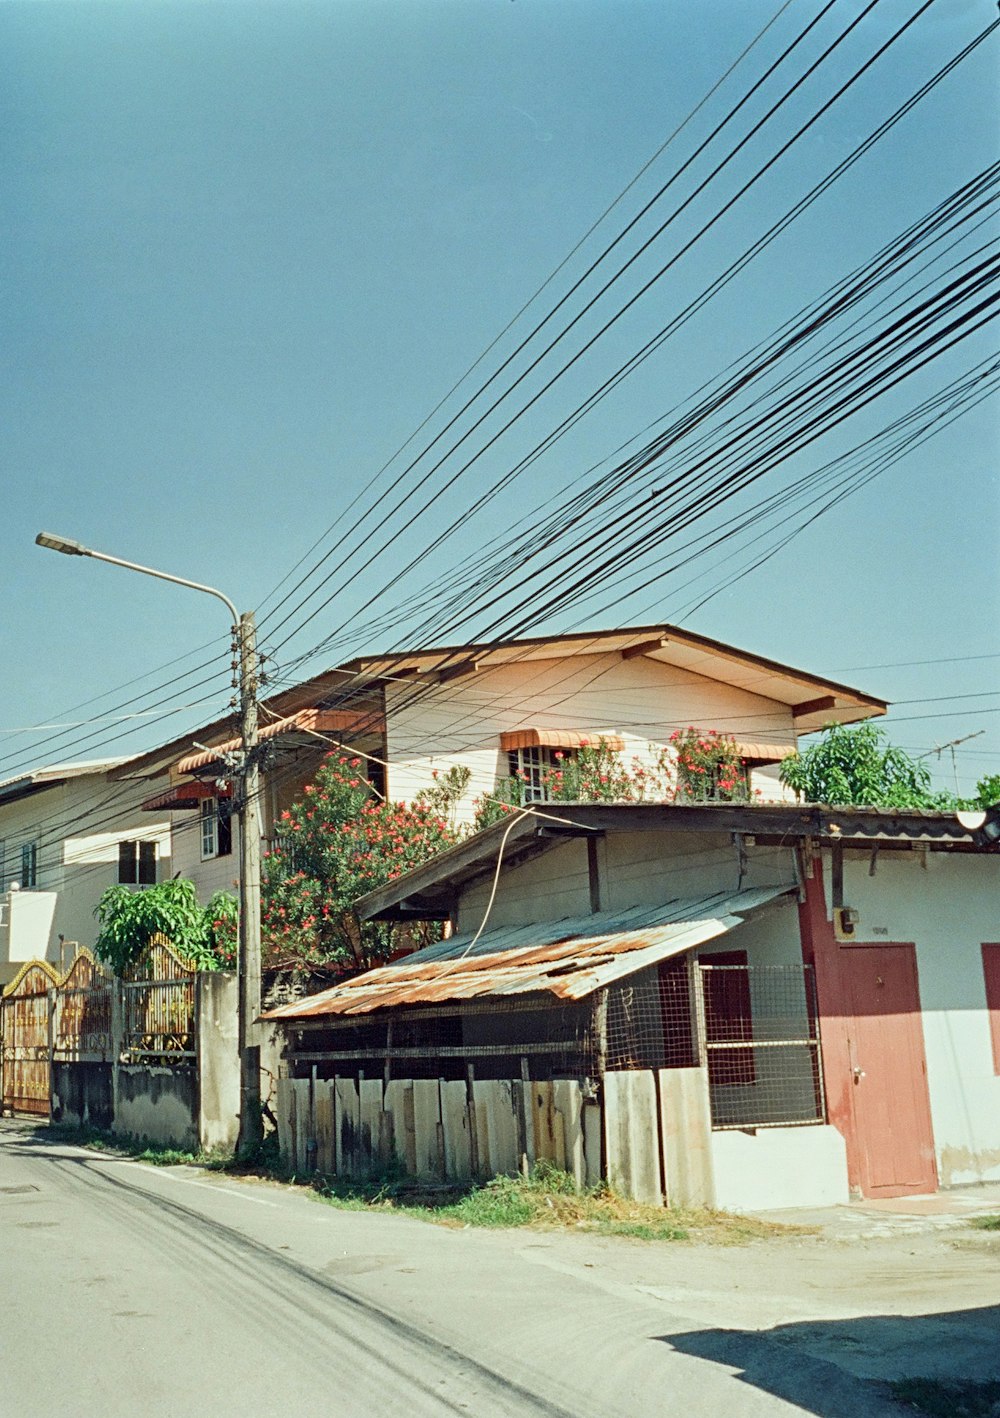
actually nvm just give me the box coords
[0,773,170,979]
[712,1125,849,1210]
[456,832,798,935]
[385,651,797,823]
[169,806,242,904]
[830,850,1000,1186]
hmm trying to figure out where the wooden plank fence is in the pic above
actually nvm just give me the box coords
[276,1074,599,1187]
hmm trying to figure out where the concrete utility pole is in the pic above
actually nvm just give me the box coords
[34,532,263,1156]
[235,609,264,1157]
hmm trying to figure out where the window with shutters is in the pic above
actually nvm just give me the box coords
[118,839,157,886]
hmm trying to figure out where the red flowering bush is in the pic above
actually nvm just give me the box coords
[472,730,756,829]
[261,753,457,971]
[670,727,749,803]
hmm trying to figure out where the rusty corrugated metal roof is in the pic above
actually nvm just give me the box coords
[261,885,795,1021]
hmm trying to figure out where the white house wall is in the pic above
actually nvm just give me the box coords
[456,832,799,936]
[169,807,242,903]
[385,651,797,822]
[0,775,170,977]
[829,850,1000,1187]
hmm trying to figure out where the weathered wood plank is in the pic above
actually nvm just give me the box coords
[604,1070,662,1205]
[290,1078,311,1174]
[440,1079,472,1181]
[476,1079,519,1177]
[275,1077,294,1166]
[531,1081,566,1171]
[583,1099,602,1189]
[334,1076,360,1178]
[359,1077,383,1173]
[552,1079,585,1189]
[658,1067,715,1207]
[412,1079,443,1180]
[314,1080,336,1175]
[384,1079,416,1174]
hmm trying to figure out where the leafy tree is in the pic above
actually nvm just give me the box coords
[94,879,237,975]
[779,722,954,808]
[261,753,458,972]
[973,773,1000,808]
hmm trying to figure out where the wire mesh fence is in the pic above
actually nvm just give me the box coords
[285,957,825,1131]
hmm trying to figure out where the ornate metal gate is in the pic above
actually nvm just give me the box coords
[1,960,59,1115]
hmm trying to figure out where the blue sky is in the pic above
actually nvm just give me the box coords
[2,0,998,793]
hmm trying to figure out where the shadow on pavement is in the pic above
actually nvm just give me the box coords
[662,1305,1000,1418]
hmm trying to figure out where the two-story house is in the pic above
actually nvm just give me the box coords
[0,759,171,985]
[113,622,886,904]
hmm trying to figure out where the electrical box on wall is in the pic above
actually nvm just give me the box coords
[834,906,860,941]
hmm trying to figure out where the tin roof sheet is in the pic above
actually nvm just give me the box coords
[262,884,795,1021]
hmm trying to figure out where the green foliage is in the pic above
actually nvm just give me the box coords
[472,733,755,830]
[413,764,472,830]
[205,890,239,968]
[968,1213,1000,1231]
[974,774,1000,809]
[780,722,951,808]
[314,1159,786,1242]
[670,727,750,803]
[261,752,458,971]
[93,878,236,975]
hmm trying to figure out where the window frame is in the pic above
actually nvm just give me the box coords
[982,943,1000,1075]
[21,841,38,890]
[200,797,233,861]
[118,839,157,886]
[507,746,576,803]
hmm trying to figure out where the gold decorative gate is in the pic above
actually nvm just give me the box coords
[1,960,59,1115]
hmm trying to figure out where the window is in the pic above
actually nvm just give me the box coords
[700,949,756,1086]
[507,746,576,803]
[200,797,233,861]
[982,944,1000,1075]
[118,839,157,886]
[21,842,38,889]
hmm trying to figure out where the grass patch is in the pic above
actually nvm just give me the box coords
[968,1214,1000,1232]
[42,1122,223,1169]
[314,1159,791,1244]
[40,1125,791,1245]
[891,1378,1000,1417]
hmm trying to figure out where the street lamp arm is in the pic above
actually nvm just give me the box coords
[35,532,240,626]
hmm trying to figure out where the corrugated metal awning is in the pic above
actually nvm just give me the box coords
[176,708,377,775]
[141,781,229,812]
[262,885,795,1021]
[735,741,796,763]
[500,728,625,752]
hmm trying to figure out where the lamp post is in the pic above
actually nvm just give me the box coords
[35,532,264,1157]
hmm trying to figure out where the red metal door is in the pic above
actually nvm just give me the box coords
[842,944,937,1198]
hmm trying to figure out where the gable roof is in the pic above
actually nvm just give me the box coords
[0,758,127,807]
[111,623,886,781]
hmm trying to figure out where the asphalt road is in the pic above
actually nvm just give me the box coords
[1,1121,995,1418]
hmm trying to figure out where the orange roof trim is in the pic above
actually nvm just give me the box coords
[500,728,625,753]
[176,708,379,776]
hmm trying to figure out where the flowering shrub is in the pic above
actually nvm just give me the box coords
[261,753,458,971]
[205,891,239,968]
[472,731,757,830]
[670,728,750,803]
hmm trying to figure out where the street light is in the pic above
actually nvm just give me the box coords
[35,531,264,1157]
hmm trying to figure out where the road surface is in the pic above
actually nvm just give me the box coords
[1,1121,995,1417]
